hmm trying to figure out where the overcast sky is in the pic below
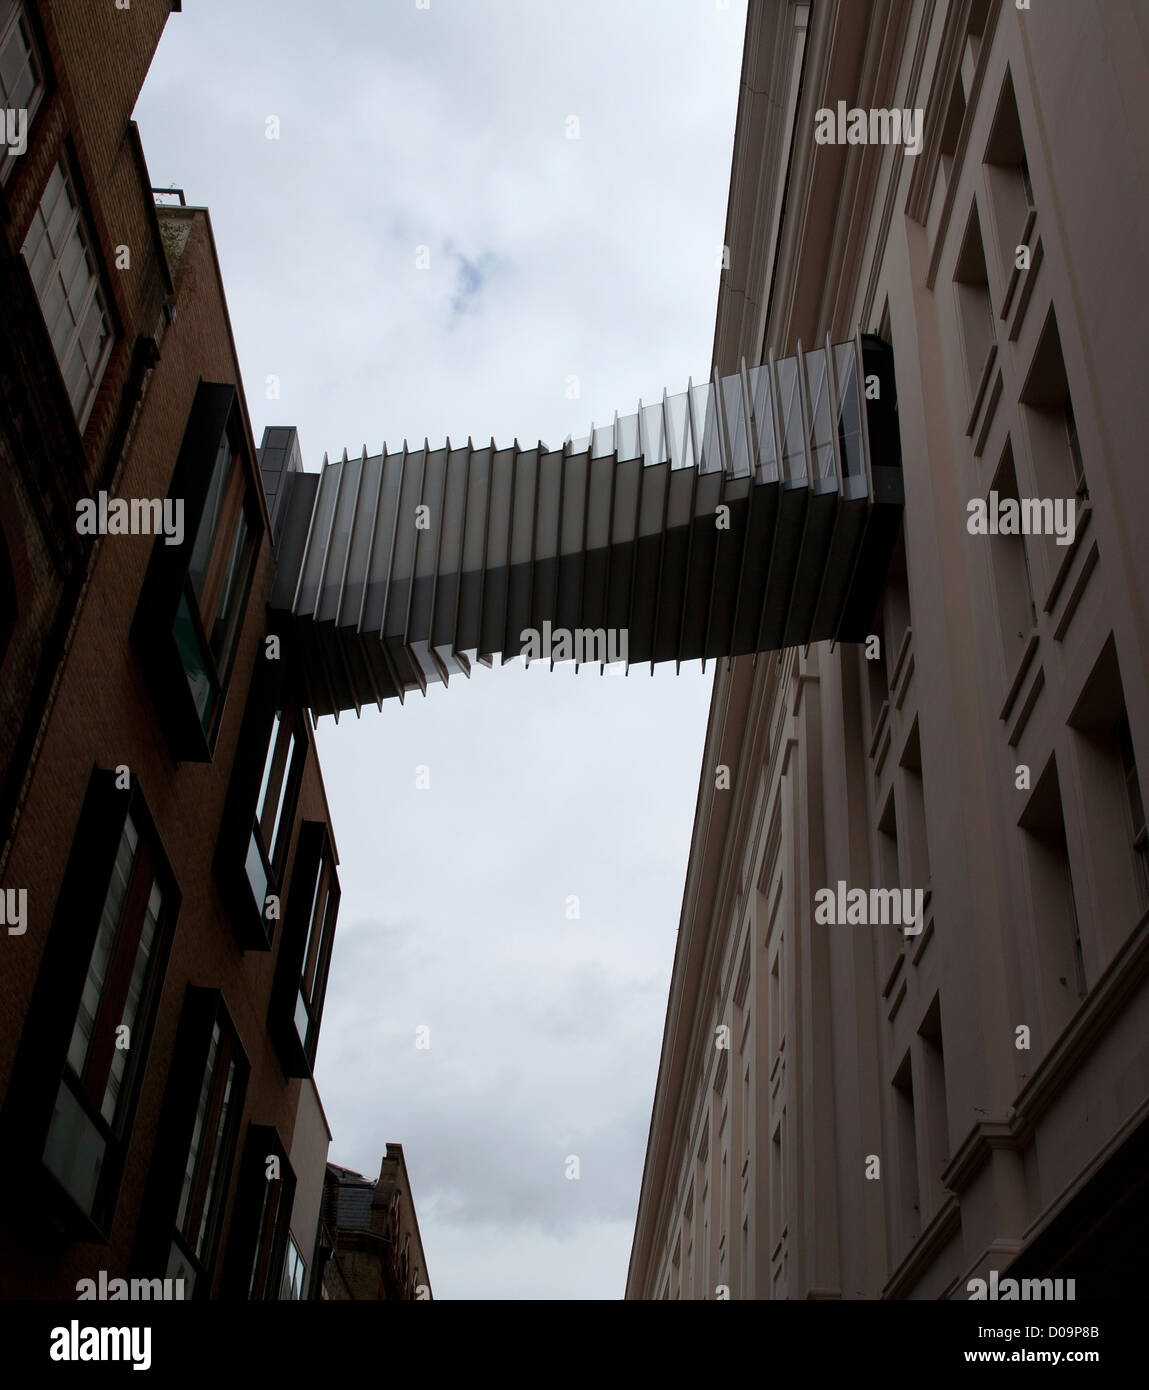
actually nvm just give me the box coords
[134,0,747,1299]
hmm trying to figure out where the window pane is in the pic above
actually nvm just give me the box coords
[255,716,303,882]
[8,47,35,113]
[312,896,335,1009]
[300,860,326,998]
[591,424,613,458]
[44,174,74,256]
[167,1238,197,1299]
[0,13,34,109]
[25,225,54,298]
[279,1237,304,1301]
[100,878,160,1126]
[691,382,716,471]
[173,590,216,728]
[245,831,269,911]
[78,291,107,367]
[188,438,234,601]
[268,728,299,866]
[67,815,138,1078]
[665,390,689,469]
[176,1023,219,1234]
[749,365,777,475]
[41,276,68,353]
[19,161,111,422]
[43,1078,107,1218]
[248,1179,276,1298]
[722,374,747,476]
[255,714,281,829]
[777,356,806,481]
[195,1058,235,1261]
[62,343,89,416]
[804,347,834,481]
[58,234,85,303]
[39,164,67,238]
[0,35,21,101]
[616,411,638,462]
[58,234,86,303]
[641,402,666,464]
[208,508,251,667]
[834,343,864,479]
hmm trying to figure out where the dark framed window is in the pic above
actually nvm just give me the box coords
[269,821,340,1077]
[42,812,161,1220]
[295,834,339,1065]
[132,383,263,762]
[133,988,249,1299]
[220,1124,297,1300]
[0,769,179,1242]
[166,1014,242,1296]
[175,416,259,737]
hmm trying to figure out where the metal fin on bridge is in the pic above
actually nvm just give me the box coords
[265,332,904,717]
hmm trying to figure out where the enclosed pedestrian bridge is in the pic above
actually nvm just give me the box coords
[262,332,904,718]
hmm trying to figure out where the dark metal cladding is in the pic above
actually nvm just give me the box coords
[265,332,904,717]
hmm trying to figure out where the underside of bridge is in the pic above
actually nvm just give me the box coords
[264,332,904,718]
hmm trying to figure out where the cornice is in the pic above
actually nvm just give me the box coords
[936,912,1149,1220]
[882,1194,962,1298]
[1010,911,1149,1137]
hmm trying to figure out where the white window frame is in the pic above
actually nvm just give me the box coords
[0,1,46,184]
[20,157,115,432]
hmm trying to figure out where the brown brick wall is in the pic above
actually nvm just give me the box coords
[0,202,334,1298]
[0,0,179,862]
[3,0,177,476]
[0,0,339,1302]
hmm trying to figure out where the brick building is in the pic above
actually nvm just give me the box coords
[323,1149,433,1301]
[0,0,339,1300]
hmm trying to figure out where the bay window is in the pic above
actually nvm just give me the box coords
[135,988,249,1298]
[220,1124,298,1301]
[269,821,340,1077]
[132,383,263,761]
